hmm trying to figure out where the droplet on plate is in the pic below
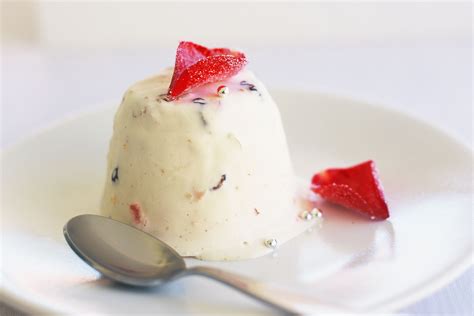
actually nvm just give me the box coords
[264,238,278,249]
[300,210,313,221]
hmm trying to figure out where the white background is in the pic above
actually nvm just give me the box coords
[1,1,472,315]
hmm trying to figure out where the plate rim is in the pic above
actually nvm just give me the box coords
[1,89,472,315]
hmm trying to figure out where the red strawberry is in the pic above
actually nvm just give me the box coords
[311,160,389,220]
[167,41,247,100]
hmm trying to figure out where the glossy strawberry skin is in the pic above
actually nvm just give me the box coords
[167,41,247,100]
[311,160,389,220]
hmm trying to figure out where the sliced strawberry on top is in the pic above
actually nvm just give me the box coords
[311,160,389,220]
[167,41,247,100]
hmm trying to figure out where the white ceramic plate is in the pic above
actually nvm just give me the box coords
[1,91,472,315]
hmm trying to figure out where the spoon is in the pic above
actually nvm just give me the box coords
[64,214,343,315]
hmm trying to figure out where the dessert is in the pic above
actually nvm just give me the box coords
[101,42,316,260]
[101,41,390,261]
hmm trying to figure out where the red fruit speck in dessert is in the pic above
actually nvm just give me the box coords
[311,160,389,220]
[167,41,247,100]
[129,202,143,225]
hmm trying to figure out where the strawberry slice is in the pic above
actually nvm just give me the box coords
[167,41,247,100]
[311,160,389,220]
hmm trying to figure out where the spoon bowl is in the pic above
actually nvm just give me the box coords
[64,214,185,287]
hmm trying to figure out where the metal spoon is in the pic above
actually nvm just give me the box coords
[64,214,343,315]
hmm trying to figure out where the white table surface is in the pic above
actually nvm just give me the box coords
[1,40,472,315]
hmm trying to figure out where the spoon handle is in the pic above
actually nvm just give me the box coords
[185,266,345,315]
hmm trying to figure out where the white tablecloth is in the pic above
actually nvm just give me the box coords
[1,41,472,314]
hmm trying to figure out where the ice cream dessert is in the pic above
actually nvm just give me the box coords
[100,42,318,260]
[100,42,392,261]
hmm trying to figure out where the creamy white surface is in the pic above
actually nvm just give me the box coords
[101,69,313,260]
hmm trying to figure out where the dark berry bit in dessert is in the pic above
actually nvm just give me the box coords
[158,93,171,102]
[311,160,389,220]
[240,81,255,90]
[240,80,261,95]
[192,97,207,105]
[211,174,226,191]
[167,41,247,100]
[111,167,119,183]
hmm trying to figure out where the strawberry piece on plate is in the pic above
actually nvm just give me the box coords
[311,160,389,220]
[167,41,247,100]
